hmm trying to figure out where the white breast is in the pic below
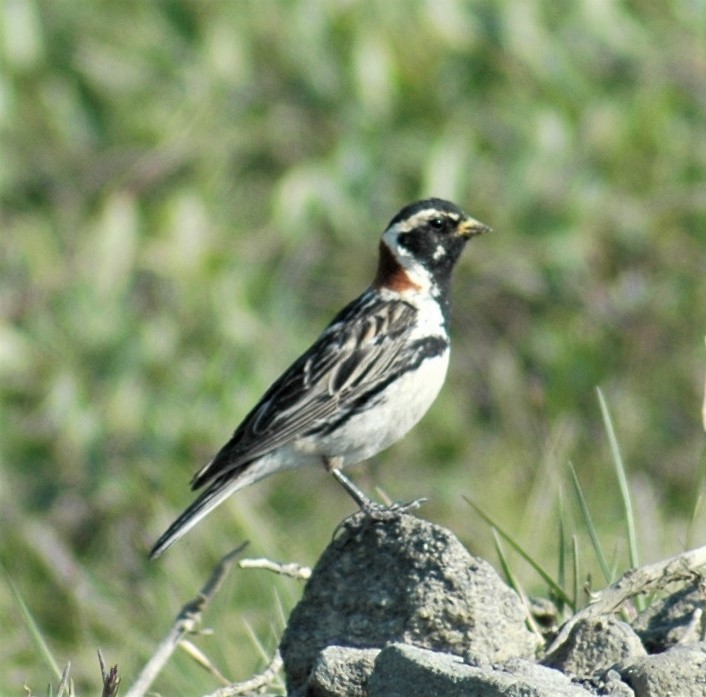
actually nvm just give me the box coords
[328,347,450,464]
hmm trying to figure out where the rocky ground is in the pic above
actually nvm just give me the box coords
[278,512,706,697]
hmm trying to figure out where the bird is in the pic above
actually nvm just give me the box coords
[150,198,490,558]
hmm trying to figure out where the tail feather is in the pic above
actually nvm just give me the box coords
[149,475,247,559]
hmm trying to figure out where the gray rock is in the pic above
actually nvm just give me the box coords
[594,668,636,696]
[632,585,705,652]
[304,646,379,697]
[367,643,594,697]
[543,616,646,679]
[621,643,706,697]
[280,511,538,691]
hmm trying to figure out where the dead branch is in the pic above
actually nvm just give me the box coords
[239,557,311,580]
[547,543,706,654]
[124,543,248,697]
[202,651,283,697]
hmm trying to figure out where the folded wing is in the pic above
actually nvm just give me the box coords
[190,294,417,490]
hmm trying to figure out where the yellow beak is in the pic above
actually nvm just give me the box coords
[459,217,492,238]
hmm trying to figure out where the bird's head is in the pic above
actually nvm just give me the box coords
[374,198,490,296]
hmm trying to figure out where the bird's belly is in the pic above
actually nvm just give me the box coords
[295,349,450,465]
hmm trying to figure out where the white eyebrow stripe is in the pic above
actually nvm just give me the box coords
[387,210,460,234]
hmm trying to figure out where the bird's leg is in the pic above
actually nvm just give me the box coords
[324,457,378,512]
[323,457,426,516]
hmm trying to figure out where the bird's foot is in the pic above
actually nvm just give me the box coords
[358,496,427,518]
[333,496,427,540]
[329,466,426,520]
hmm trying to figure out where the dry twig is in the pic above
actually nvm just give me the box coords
[202,651,283,697]
[179,639,231,685]
[124,543,248,697]
[239,557,311,580]
[547,543,706,654]
[98,649,121,697]
[56,662,73,697]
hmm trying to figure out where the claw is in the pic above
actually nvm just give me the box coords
[328,466,426,513]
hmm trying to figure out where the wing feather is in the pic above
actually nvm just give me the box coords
[191,293,417,489]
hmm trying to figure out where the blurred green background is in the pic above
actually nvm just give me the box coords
[1,0,705,693]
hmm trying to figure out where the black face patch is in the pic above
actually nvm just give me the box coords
[397,220,467,271]
[392,213,469,300]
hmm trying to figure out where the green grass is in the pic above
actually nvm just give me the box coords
[470,386,675,625]
[2,1,706,693]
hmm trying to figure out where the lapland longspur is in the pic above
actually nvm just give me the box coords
[150,198,489,558]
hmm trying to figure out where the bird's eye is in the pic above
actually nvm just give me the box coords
[429,217,445,229]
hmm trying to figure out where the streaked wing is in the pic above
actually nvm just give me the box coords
[191,293,417,489]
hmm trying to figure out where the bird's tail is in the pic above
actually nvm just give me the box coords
[149,474,248,559]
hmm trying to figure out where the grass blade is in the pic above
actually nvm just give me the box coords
[596,386,640,569]
[685,444,706,549]
[571,534,580,610]
[557,490,566,600]
[491,528,543,639]
[568,461,612,584]
[1,561,61,679]
[463,496,573,609]
[492,526,520,592]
